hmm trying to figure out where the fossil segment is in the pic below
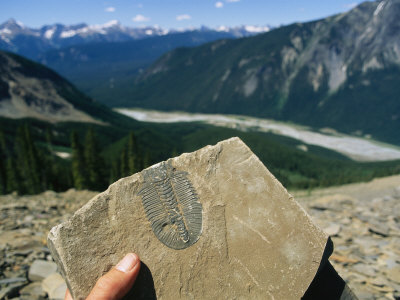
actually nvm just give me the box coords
[138,162,202,250]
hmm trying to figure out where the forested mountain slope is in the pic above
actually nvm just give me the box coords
[127,0,400,145]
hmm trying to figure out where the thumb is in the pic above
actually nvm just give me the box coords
[87,253,141,300]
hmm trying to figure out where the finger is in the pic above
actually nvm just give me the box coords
[64,289,73,300]
[87,253,140,300]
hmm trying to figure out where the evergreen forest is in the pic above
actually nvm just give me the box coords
[1,119,400,195]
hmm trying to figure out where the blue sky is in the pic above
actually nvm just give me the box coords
[1,0,366,29]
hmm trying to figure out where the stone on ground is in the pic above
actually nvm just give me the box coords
[19,282,46,300]
[324,223,342,236]
[48,137,329,300]
[42,273,67,300]
[28,260,57,282]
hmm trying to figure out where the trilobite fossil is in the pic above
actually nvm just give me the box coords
[138,161,202,250]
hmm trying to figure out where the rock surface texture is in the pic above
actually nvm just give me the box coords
[0,189,97,300]
[48,137,328,299]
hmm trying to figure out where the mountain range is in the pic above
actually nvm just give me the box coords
[124,0,400,145]
[1,1,399,149]
[0,19,272,106]
[0,18,270,60]
[37,30,253,105]
[1,49,400,193]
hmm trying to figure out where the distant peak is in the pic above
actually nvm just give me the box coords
[0,18,24,29]
[216,25,229,32]
[102,20,120,28]
[243,25,270,33]
[3,18,17,24]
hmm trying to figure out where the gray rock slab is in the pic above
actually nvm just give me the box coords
[19,282,46,300]
[28,260,57,282]
[48,137,329,300]
[0,282,27,299]
[0,278,27,285]
[42,273,67,300]
[324,223,342,236]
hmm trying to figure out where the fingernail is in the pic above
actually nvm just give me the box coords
[116,253,138,273]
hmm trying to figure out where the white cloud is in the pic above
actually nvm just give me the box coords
[176,14,191,21]
[226,0,240,2]
[105,7,115,12]
[215,1,224,8]
[132,14,150,22]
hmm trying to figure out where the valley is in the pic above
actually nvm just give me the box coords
[117,108,400,162]
[1,1,399,193]
[1,47,399,195]
[123,0,400,146]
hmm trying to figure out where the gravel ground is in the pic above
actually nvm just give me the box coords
[1,175,399,299]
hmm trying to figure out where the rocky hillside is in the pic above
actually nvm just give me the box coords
[0,175,399,299]
[127,0,400,145]
[0,50,132,124]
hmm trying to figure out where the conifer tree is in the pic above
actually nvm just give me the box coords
[14,126,28,194]
[0,130,6,194]
[25,125,44,192]
[119,146,128,178]
[0,130,6,154]
[109,160,120,183]
[6,158,21,194]
[43,128,55,191]
[15,125,42,194]
[70,131,87,190]
[143,152,151,169]
[0,159,5,195]
[45,128,53,154]
[171,148,178,157]
[127,132,139,174]
[84,128,105,191]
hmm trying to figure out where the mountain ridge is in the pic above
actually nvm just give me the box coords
[37,30,250,104]
[0,18,271,60]
[123,0,400,145]
[0,50,134,125]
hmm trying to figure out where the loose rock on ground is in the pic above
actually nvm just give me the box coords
[0,189,97,299]
[0,172,399,299]
[295,175,400,300]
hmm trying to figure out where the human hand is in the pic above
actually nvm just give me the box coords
[64,253,141,300]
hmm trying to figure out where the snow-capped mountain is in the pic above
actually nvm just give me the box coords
[0,18,271,59]
[215,25,271,37]
[123,0,400,145]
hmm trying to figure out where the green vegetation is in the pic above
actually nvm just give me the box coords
[309,67,400,145]
[0,125,72,194]
[70,131,87,190]
[176,125,400,189]
[4,48,398,195]
[0,117,399,195]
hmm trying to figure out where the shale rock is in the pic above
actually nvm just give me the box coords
[19,282,46,300]
[42,273,67,300]
[28,260,57,281]
[48,137,329,300]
